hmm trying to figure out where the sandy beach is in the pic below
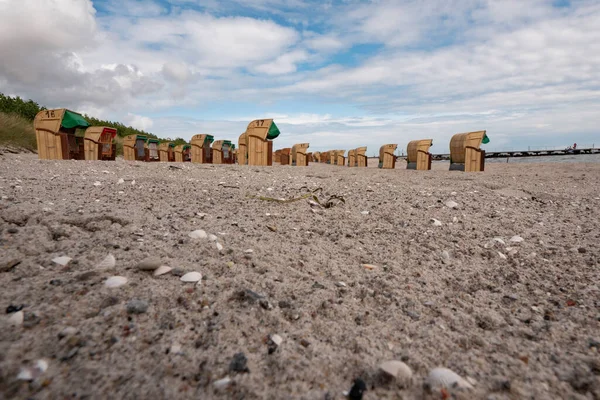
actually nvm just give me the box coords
[1,153,599,399]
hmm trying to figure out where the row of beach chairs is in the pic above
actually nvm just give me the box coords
[33,109,488,172]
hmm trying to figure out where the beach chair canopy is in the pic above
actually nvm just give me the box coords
[406,140,432,163]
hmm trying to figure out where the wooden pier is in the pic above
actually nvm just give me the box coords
[429,147,599,161]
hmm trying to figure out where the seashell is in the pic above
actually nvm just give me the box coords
[244,249,254,254]
[136,257,162,271]
[97,254,116,270]
[379,360,413,382]
[445,200,458,208]
[105,276,128,288]
[52,256,72,266]
[9,310,24,326]
[452,216,459,223]
[498,252,507,259]
[270,334,283,346]
[93,181,102,187]
[213,376,231,389]
[430,218,443,226]
[336,281,347,287]
[208,234,218,242]
[117,178,125,184]
[362,264,377,270]
[510,235,524,243]
[188,230,207,239]
[153,266,172,276]
[17,359,49,381]
[216,242,223,251]
[131,180,136,185]
[426,367,473,390]
[493,238,506,245]
[180,272,202,283]
[361,211,369,215]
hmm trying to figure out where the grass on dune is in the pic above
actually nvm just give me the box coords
[0,112,37,151]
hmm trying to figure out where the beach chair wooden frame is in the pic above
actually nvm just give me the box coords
[245,119,280,166]
[158,142,175,162]
[312,151,321,163]
[84,127,117,161]
[347,149,356,167]
[237,132,248,165]
[291,143,310,166]
[123,134,148,161]
[356,147,368,167]
[378,144,398,169]
[306,152,312,164]
[274,149,282,164]
[280,148,291,165]
[34,108,90,160]
[212,140,232,164]
[191,134,214,164]
[406,139,432,170]
[449,131,487,172]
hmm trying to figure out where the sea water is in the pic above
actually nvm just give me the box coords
[485,153,600,164]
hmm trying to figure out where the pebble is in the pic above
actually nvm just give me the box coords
[136,257,162,271]
[452,216,458,223]
[17,359,48,381]
[430,218,443,226]
[97,254,116,270]
[229,352,249,373]
[213,377,231,389]
[362,264,377,270]
[336,281,347,287]
[441,250,450,260]
[7,228,18,234]
[9,310,24,326]
[208,234,218,242]
[348,378,367,400]
[426,367,473,390]
[170,342,183,355]
[58,326,78,339]
[578,247,587,254]
[188,229,208,239]
[93,181,102,187]
[498,252,507,259]
[510,235,524,243]
[361,211,369,215]
[126,299,149,314]
[153,266,172,276]
[270,334,283,346]
[104,276,128,288]
[445,200,458,208]
[117,178,125,184]
[216,242,224,251]
[52,256,72,266]
[180,271,202,283]
[379,360,413,384]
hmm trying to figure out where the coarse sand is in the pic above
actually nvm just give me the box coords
[1,153,599,399]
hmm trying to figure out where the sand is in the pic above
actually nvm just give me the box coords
[1,153,599,399]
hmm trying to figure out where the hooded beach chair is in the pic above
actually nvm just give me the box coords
[291,143,310,166]
[449,131,488,172]
[191,134,214,164]
[230,145,237,164]
[306,152,312,164]
[378,144,398,169]
[174,144,191,162]
[335,150,346,166]
[274,149,282,164]
[356,147,368,167]
[145,138,160,162]
[212,140,232,164]
[280,148,291,165]
[312,152,321,163]
[237,132,248,165]
[245,119,280,166]
[83,127,117,161]
[347,149,356,167]
[406,139,432,170]
[34,108,90,160]
[158,142,175,162]
[123,134,148,161]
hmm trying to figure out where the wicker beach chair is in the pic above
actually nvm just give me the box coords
[356,147,368,167]
[291,143,310,166]
[406,139,433,170]
[245,119,280,166]
[83,127,117,161]
[34,108,90,160]
[449,131,488,172]
[191,134,214,164]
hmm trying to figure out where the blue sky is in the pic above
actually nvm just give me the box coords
[1,0,599,154]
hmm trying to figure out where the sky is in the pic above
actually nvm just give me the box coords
[0,0,599,154]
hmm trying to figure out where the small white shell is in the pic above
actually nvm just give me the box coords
[270,334,283,346]
[510,235,524,243]
[426,367,473,390]
[498,252,507,259]
[136,258,162,271]
[9,310,24,326]
[213,376,231,389]
[216,242,223,251]
[362,264,377,270]
[244,249,254,254]
[188,230,207,239]
[208,234,218,242]
[180,272,202,283]
[493,238,506,245]
[153,266,172,276]
[430,218,443,226]
[105,276,128,288]
[97,254,116,270]
[445,200,458,208]
[117,178,125,184]
[361,211,369,215]
[52,256,72,266]
[379,360,413,382]
[93,181,102,187]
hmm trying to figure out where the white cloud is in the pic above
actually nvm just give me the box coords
[124,113,154,131]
